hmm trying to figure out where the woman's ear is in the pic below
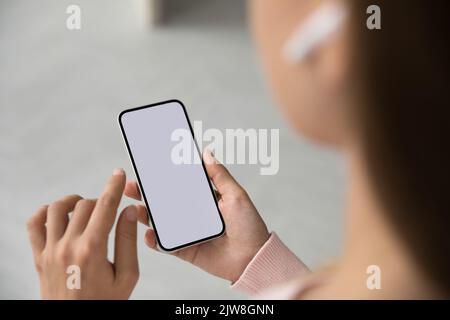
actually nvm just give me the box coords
[249,0,352,146]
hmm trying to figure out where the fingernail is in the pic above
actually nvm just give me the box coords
[113,168,125,176]
[126,206,137,222]
[204,149,215,164]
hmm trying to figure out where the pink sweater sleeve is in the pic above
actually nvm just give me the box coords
[231,232,310,296]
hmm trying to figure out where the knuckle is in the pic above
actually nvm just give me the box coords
[98,193,116,208]
[77,246,92,264]
[78,237,101,261]
[66,194,82,202]
[222,189,249,211]
[214,170,226,183]
[27,205,48,230]
[74,199,94,210]
[231,189,247,203]
[220,164,231,175]
[49,200,65,213]
[54,244,71,265]
[27,205,48,228]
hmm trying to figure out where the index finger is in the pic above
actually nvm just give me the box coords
[84,168,126,239]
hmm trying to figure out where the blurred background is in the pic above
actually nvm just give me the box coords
[0,0,344,299]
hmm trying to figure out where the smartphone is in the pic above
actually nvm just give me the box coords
[118,100,225,251]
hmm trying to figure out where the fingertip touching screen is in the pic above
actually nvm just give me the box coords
[118,101,224,251]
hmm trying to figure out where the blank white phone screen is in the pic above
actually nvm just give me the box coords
[119,101,224,251]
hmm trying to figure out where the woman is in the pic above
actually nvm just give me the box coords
[27,0,450,299]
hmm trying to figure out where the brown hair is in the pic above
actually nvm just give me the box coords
[351,0,450,294]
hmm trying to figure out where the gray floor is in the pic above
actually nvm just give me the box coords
[0,0,345,299]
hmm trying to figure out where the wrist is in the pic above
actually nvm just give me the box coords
[231,232,309,295]
[229,232,271,283]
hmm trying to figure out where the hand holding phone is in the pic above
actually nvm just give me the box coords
[126,150,270,283]
[119,100,269,282]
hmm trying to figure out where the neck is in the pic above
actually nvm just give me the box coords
[309,143,439,299]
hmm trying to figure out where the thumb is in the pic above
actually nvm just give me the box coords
[203,150,243,196]
[144,228,158,250]
[114,206,139,287]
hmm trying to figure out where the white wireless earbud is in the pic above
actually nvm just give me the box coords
[282,3,347,64]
